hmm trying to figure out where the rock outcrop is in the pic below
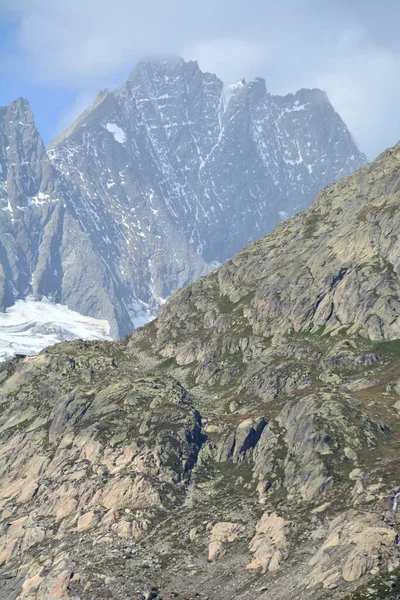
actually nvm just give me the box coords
[208,522,242,560]
[144,140,400,377]
[246,512,295,573]
[305,511,398,589]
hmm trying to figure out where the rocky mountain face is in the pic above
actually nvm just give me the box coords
[0,93,208,338]
[1,57,365,339]
[0,141,400,600]
[0,98,148,337]
[48,57,365,267]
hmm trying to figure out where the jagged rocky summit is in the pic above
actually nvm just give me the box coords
[0,138,399,599]
[0,57,365,342]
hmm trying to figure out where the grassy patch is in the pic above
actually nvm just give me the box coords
[155,357,178,371]
[293,328,327,341]
[370,339,400,357]
[217,295,236,314]
[342,565,400,599]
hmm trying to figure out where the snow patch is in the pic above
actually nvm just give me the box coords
[2,198,13,218]
[125,300,155,329]
[210,260,221,269]
[0,297,111,362]
[105,123,126,144]
[393,492,400,514]
[27,192,54,207]
[284,104,307,113]
[222,81,245,111]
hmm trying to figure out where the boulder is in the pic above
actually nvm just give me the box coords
[247,512,295,573]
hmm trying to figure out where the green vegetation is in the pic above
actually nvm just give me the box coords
[155,356,178,371]
[369,339,400,357]
[342,566,400,600]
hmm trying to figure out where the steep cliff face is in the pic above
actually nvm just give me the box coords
[0,99,135,337]
[0,93,210,340]
[0,138,399,600]
[49,57,365,267]
[0,58,365,341]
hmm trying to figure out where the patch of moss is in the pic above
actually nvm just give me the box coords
[371,339,400,357]
[155,357,178,371]
[302,213,322,238]
[217,295,236,314]
[342,565,400,599]
[293,328,327,341]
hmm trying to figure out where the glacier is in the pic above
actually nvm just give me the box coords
[0,297,111,362]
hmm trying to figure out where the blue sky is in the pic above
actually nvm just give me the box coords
[1,1,400,157]
[0,17,73,142]
[0,13,129,143]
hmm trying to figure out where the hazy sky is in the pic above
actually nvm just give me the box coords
[1,0,400,158]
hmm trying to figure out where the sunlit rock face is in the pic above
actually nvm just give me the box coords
[2,137,400,600]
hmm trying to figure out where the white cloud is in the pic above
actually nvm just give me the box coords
[56,91,99,136]
[187,38,272,84]
[316,43,400,159]
[2,0,400,157]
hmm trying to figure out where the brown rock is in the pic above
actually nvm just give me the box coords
[247,512,295,573]
[77,511,98,532]
[208,522,241,560]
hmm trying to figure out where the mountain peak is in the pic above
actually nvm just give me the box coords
[127,55,198,82]
[1,56,366,342]
[1,97,35,126]
[296,87,329,104]
[2,96,31,111]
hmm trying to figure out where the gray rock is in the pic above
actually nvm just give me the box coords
[0,57,365,341]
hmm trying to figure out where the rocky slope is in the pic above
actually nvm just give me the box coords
[0,140,399,599]
[1,57,365,342]
[148,138,400,361]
